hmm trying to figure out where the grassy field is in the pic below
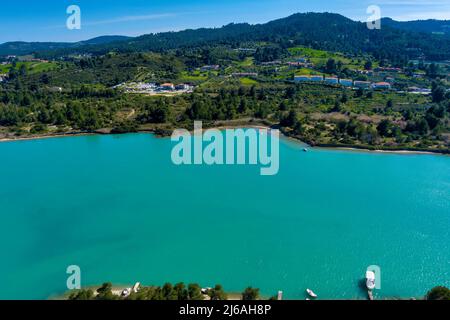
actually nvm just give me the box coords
[288,46,379,70]
[294,68,323,76]
[179,70,209,82]
[0,61,58,74]
[236,57,254,67]
[239,77,258,85]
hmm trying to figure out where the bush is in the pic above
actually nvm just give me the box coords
[242,287,260,300]
[426,286,450,300]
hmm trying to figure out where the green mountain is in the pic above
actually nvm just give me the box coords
[0,36,132,56]
[78,35,133,45]
[382,18,450,36]
[2,13,450,62]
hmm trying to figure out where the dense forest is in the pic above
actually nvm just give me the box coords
[2,13,450,63]
[381,18,450,36]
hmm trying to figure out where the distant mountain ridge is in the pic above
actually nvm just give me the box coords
[1,13,450,61]
[79,35,133,45]
[0,35,133,56]
[382,18,450,35]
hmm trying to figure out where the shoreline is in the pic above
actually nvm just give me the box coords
[0,126,448,156]
[51,284,245,301]
[52,284,424,301]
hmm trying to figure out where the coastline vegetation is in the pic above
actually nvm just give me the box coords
[69,283,230,301]
[66,283,450,301]
[1,62,449,153]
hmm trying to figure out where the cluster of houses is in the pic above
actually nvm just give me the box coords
[114,82,194,94]
[294,75,392,90]
[407,86,432,95]
[258,58,314,69]
[374,67,402,73]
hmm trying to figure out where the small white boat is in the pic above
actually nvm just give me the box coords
[303,148,308,152]
[306,289,318,298]
[201,287,212,294]
[366,271,376,291]
[121,288,131,297]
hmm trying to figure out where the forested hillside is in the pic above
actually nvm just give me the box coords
[2,13,450,64]
[382,18,450,36]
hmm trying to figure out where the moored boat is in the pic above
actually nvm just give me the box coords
[366,271,376,291]
[306,289,317,298]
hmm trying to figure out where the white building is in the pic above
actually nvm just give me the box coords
[339,79,353,87]
[354,81,371,89]
[294,76,310,82]
[372,82,391,90]
[325,77,339,84]
[310,75,323,82]
[159,83,175,91]
[201,65,220,71]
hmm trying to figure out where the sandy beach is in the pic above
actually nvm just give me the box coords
[0,125,448,156]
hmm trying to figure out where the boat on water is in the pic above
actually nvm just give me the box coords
[366,271,376,291]
[303,148,308,152]
[306,289,317,298]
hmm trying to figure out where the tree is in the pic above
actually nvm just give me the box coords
[208,285,227,300]
[173,282,188,300]
[280,110,297,127]
[416,118,430,135]
[431,85,445,103]
[325,58,336,74]
[355,87,364,98]
[377,120,393,137]
[96,282,117,300]
[40,73,50,84]
[242,287,260,300]
[386,99,394,109]
[149,105,168,123]
[162,283,177,300]
[188,284,204,300]
[426,286,450,300]
[238,99,248,113]
[426,63,439,78]
[69,289,94,300]
[293,121,303,135]
[364,60,373,70]
[19,64,27,77]
[332,100,342,112]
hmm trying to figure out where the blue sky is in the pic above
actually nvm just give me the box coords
[0,0,449,43]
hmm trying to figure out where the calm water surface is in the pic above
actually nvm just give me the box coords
[0,133,449,299]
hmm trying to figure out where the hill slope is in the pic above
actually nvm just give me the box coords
[2,13,450,62]
[382,18,450,36]
[0,36,133,56]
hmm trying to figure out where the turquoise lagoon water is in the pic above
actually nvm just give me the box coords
[0,133,449,299]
